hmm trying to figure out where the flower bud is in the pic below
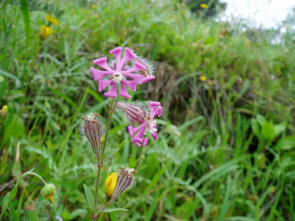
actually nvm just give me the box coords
[46,14,59,26]
[116,102,146,124]
[104,167,137,200]
[0,105,8,121]
[82,113,103,154]
[41,183,56,203]
[39,25,53,41]
[111,167,137,199]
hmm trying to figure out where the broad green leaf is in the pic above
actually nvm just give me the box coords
[261,122,274,142]
[276,136,295,150]
[9,182,19,201]
[274,123,286,137]
[83,184,94,210]
[100,208,129,213]
[256,114,266,126]
[69,209,87,219]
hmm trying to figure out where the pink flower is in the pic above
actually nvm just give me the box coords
[127,101,162,147]
[90,47,155,98]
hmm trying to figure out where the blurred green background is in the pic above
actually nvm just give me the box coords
[0,0,295,220]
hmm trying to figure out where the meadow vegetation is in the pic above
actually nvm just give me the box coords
[0,0,295,220]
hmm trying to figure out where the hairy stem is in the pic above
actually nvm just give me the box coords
[92,98,115,220]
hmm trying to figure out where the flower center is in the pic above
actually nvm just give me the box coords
[145,117,157,134]
[113,72,123,83]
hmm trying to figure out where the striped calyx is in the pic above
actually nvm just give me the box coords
[116,102,146,124]
[82,113,102,154]
[111,167,137,199]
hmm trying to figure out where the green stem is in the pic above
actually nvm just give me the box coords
[92,98,115,220]
[93,161,101,212]
[22,171,47,185]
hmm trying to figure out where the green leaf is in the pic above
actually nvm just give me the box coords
[69,209,87,219]
[9,182,19,201]
[274,123,286,137]
[261,122,274,142]
[251,119,260,137]
[19,0,30,47]
[83,184,94,210]
[100,208,129,213]
[0,192,10,219]
[276,136,295,150]
[256,114,266,126]
[15,191,24,221]
[103,148,120,160]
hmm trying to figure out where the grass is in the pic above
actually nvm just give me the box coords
[0,0,295,220]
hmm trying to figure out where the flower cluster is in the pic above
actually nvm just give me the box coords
[85,47,162,216]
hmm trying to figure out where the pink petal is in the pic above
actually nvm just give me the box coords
[140,76,155,84]
[131,138,142,147]
[121,73,146,84]
[128,126,134,137]
[120,47,137,68]
[93,57,113,72]
[121,80,136,91]
[110,47,123,71]
[149,101,162,120]
[90,67,112,81]
[104,82,117,98]
[151,131,158,140]
[98,79,113,92]
[142,137,148,147]
[118,83,131,99]
[122,61,145,73]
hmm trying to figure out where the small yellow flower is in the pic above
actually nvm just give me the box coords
[39,25,53,41]
[101,137,104,142]
[91,5,97,10]
[46,194,54,203]
[200,4,208,9]
[1,105,8,119]
[104,172,117,197]
[200,76,206,81]
[46,14,59,26]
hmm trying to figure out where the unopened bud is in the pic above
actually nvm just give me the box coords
[82,113,103,154]
[41,183,56,197]
[116,102,146,124]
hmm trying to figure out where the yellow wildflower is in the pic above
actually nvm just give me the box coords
[39,25,53,41]
[200,76,206,81]
[200,4,208,9]
[46,14,59,26]
[46,194,54,203]
[104,172,117,197]
[0,105,8,119]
